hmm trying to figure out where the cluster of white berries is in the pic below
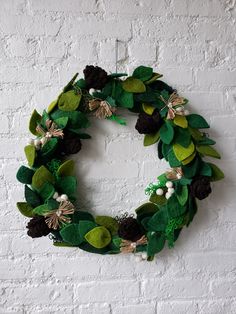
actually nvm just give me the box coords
[156,181,175,200]
[175,106,189,116]
[28,137,49,150]
[53,192,68,203]
[135,252,148,262]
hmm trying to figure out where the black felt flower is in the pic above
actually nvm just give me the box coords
[58,131,82,156]
[27,216,51,238]
[118,217,144,242]
[190,175,212,200]
[135,110,163,134]
[83,65,108,90]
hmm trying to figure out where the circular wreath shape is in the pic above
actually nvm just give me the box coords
[16,65,224,261]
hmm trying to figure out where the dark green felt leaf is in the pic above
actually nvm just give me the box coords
[95,216,119,235]
[182,157,199,178]
[122,77,146,93]
[144,131,160,146]
[167,195,186,218]
[40,110,50,129]
[157,140,164,159]
[148,209,168,232]
[197,137,216,146]
[41,138,58,158]
[187,114,209,129]
[24,145,36,167]
[133,66,153,81]
[60,223,82,245]
[147,232,165,256]
[32,166,55,190]
[109,73,128,78]
[16,166,35,184]
[38,182,55,201]
[74,78,86,89]
[175,127,191,148]
[85,226,111,249]
[145,72,163,85]
[25,185,41,208]
[208,163,224,181]
[56,176,77,198]
[160,121,174,144]
[187,196,198,226]
[29,109,42,136]
[135,202,158,216]
[58,90,81,111]
[196,145,221,159]
[33,204,50,216]
[78,220,97,240]
[54,116,69,129]
[149,194,167,207]
[168,148,182,167]
[51,110,89,129]
[118,90,134,108]
[199,162,212,177]
[72,211,94,223]
[176,185,188,206]
[46,199,59,210]
[17,202,34,218]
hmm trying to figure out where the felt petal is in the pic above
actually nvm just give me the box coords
[85,226,111,249]
[122,77,146,93]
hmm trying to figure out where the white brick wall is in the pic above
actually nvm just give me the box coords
[0,0,236,313]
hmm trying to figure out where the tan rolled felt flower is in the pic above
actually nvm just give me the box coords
[88,99,116,119]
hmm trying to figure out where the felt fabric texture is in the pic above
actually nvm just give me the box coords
[16,64,224,260]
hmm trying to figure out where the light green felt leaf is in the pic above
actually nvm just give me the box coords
[85,226,111,249]
[32,166,55,190]
[33,204,50,216]
[57,160,74,177]
[176,185,188,206]
[160,121,174,144]
[133,66,153,81]
[174,115,188,128]
[196,145,221,159]
[95,216,119,235]
[63,73,79,92]
[122,77,146,93]
[144,131,160,146]
[135,202,158,216]
[47,99,58,114]
[54,116,69,129]
[60,223,82,245]
[29,109,42,136]
[173,142,195,161]
[58,90,81,111]
[208,163,225,181]
[16,202,34,218]
[24,145,36,167]
[181,152,196,165]
[187,114,209,129]
[16,166,34,184]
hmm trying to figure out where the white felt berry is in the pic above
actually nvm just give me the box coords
[177,173,182,179]
[34,139,41,147]
[90,88,96,94]
[135,255,142,262]
[184,109,189,116]
[166,181,173,188]
[60,194,68,201]
[28,138,34,145]
[165,192,172,199]
[176,107,183,113]
[56,196,62,202]
[141,252,147,260]
[53,192,59,199]
[156,188,164,196]
[40,137,47,145]
[168,187,175,194]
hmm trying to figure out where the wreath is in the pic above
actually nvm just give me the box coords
[16,65,224,261]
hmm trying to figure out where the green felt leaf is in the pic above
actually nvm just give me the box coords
[174,115,188,128]
[40,110,50,129]
[16,166,34,184]
[109,73,128,78]
[53,242,76,247]
[158,173,168,186]
[57,160,74,177]
[187,196,198,226]
[168,148,182,167]
[118,90,134,108]
[51,109,90,129]
[33,204,50,216]
[24,185,41,208]
[79,242,108,254]
[74,78,86,89]
[56,176,77,198]
[122,77,146,93]
[173,142,195,161]
[197,137,216,146]
[47,100,58,114]
[112,236,122,248]
[29,109,42,136]
[188,127,203,141]
[199,162,212,177]
[147,232,165,256]
[196,145,221,159]
[41,138,58,157]
[78,220,97,240]
[133,66,153,81]
[85,226,111,249]
[32,166,55,190]
[16,202,34,218]
[54,117,69,129]
[145,72,163,85]
[175,127,191,148]
[162,143,171,161]
[60,223,82,245]
[72,211,94,223]
[58,90,81,111]
[63,73,78,92]
[160,121,174,144]
[149,194,167,207]
[208,163,225,181]
[176,185,188,206]
[187,114,209,129]
[135,202,158,216]
[24,145,36,167]
[181,152,196,165]
[95,216,119,235]
[76,133,91,139]
[148,209,168,232]
[182,157,199,178]
[46,198,59,210]
[167,195,186,218]
[38,182,55,201]
[143,131,160,146]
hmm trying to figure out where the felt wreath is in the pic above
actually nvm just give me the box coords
[16,65,224,261]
